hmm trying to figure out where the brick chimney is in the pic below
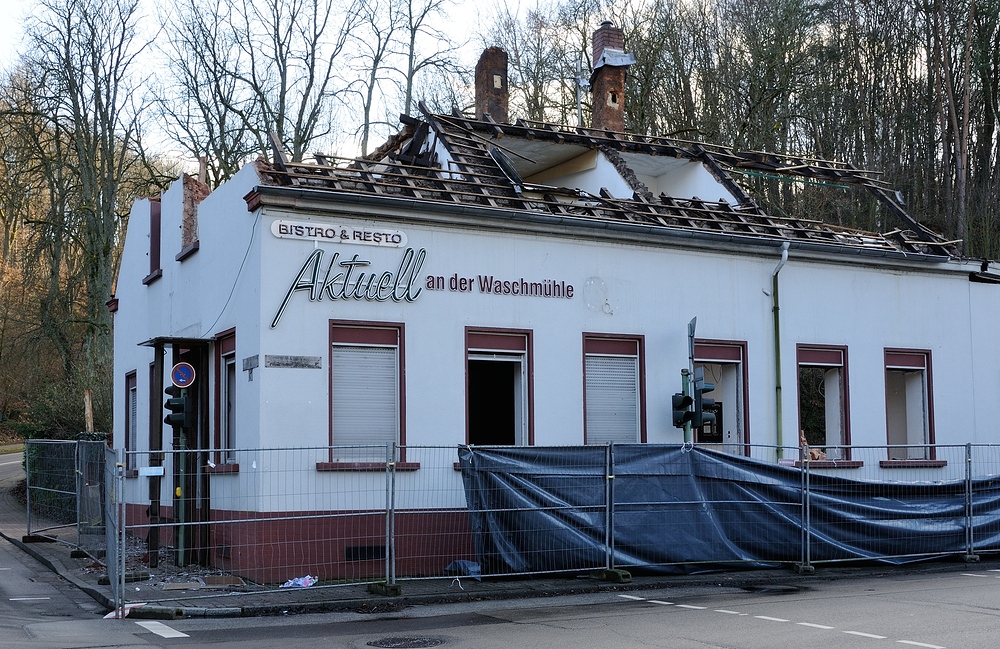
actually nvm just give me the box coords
[475,47,509,123]
[590,21,634,133]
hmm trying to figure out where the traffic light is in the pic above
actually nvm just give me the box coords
[164,386,194,429]
[692,366,716,428]
[672,392,693,428]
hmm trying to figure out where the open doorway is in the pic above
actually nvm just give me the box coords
[466,329,532,446]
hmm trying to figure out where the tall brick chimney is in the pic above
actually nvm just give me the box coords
[590,21,634,133]
[475,47,509,123]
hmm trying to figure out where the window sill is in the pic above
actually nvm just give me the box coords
[142,269,162,285]
[204,463,239,474]
[879,459,948,469]
[316,461,420,472]
[794,460,864,469]
[175,240,199,261]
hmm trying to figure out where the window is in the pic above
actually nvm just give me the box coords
[694,340,749,454]
[797,345,850,460]
[215,331,237,465]
[329,322,404,463]
[583,335,644,444]
[884,349,936,462]
[466,329,532,445]
[125,371,137,467]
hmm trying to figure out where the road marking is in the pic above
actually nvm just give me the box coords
[961,573,987,578]
[676,604,707,610]
[135,621,189,638]
[845,631,887,639]
[0,460,21,466]
[714,609,742,615]
[797,622,835,630]
[618,594,645,601]
[897,642,945,649]
[9,597,51,601]
[755,615,789,622]
[649,600,673,605]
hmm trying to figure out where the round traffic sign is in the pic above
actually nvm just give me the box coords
[171,362,196,388]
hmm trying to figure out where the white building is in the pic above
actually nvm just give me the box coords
[112,26,1000,578]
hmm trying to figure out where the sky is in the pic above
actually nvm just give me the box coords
[0,0,29,68]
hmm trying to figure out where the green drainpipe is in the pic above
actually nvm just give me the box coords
[772,242,789,456]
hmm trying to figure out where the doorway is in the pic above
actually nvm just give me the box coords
[468,355,526,445]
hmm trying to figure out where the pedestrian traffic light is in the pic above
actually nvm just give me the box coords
[164,386,194,429]
[672,392,693,428]
[692,366,716,428]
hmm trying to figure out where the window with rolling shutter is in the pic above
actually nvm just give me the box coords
[583,335,644,445]
[585,354,639,444]
[331,324,401,461]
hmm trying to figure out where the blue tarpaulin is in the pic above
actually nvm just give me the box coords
[457,445,1000,574]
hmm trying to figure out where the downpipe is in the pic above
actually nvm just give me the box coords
[772,242,789,455]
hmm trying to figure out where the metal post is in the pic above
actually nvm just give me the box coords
[965,443,979,562]
[115,448,126,618]
[388,444,397,586]
[605,443,614,571]
[797,445,814,573]
[25,442,32,536]
[75,441,83,549]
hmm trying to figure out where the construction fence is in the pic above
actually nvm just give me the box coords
[23,441,1000,615]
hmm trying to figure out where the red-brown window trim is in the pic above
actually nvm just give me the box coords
[124,371,137,475]
[465,327,534,446]
[796,343,852,456]
[582,333,647,444]
[323,320,409,469]
[883,347,937,463]
[694,339,751,452]
[212,328,237,469]
[143,199,162,286]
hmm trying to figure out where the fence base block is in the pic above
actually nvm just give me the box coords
[794,564,815,574]
[591,569,632,583]
[21,535,56,544]
[964,554,981,563]
[368,581,402,597]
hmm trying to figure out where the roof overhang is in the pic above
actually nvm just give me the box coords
[138,336,213,348]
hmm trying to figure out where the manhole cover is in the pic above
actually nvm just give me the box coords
[367,638,444,648]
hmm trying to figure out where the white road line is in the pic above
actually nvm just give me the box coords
[676,604,707,610]
[797,622,835,630]
[9,597,51,601]
[618,594,646,601]
[845,631,887,639]
[649,600,674,605]
[961,573,988,578]
[0,460,21,466]
[135,621,189,638]
[714,609,742,615]
[897,641,945,649]
[755,615,789,622]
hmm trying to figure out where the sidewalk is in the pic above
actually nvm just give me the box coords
[0,444,991,621]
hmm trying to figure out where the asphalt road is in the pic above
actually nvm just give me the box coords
[0,564,986,648]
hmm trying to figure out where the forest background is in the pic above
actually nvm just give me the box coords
[0,0,995,441]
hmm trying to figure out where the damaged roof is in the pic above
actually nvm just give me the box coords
[254,104,959,260]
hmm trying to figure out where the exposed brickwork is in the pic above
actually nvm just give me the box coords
[181,174,211,249]
[475,47,509,123]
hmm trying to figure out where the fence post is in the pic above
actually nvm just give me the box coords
[25,441,33,536]
[964,443,979,562]
[605,443,614,572]
[797,444,814,574]
[75,441,83,549]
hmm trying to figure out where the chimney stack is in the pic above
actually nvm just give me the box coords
[475,47,509,123]
[590,21,634,133]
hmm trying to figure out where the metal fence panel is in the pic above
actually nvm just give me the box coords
[25,440,79,543]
